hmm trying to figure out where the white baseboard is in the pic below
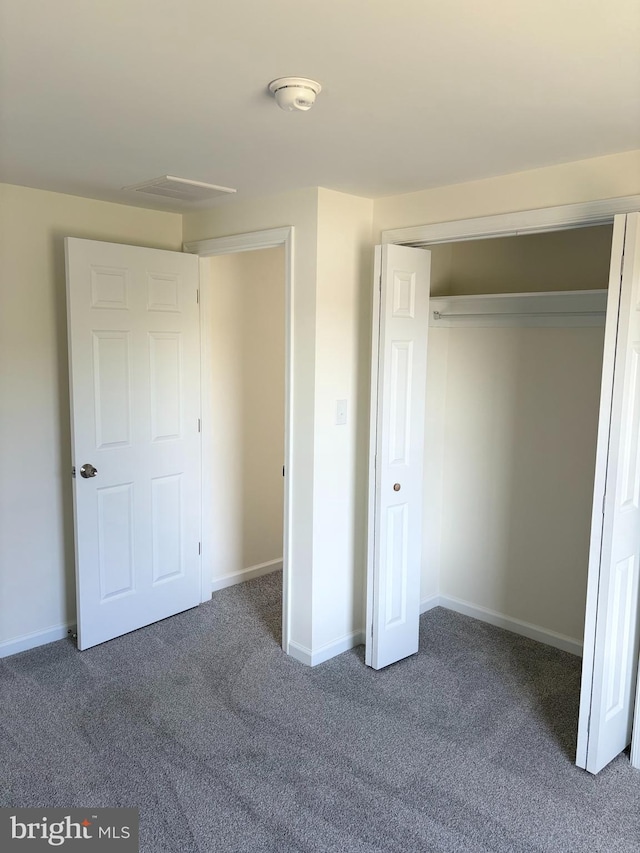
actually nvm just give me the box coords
[0,590,580,666]
[211,558,282,593]
[420,593,440,614]
[288,629,365,667]
[436,593,583,657]
[0,623,75,659]
[287,592,582,667]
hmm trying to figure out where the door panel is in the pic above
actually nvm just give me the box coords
[366,245,431,669]
[577,213,640,773]
[66,238,202,650]
[93,330,132,447]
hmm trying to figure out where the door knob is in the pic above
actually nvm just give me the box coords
[393,483,401,491]
[80,463,98,479]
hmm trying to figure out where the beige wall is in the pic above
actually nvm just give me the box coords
[313,189,374,649]
[0,183,182,651]
[373,150,640,237]
[185,188,375,658]
[206,248,285,581]
[426,325,605,641]
[428,243,455,297]
[2,149,638,661]
[430,225,613,296]
[422,328,449,603]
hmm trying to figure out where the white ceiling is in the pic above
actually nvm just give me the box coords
[1,0,639,212]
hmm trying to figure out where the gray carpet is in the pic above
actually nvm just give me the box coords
[1,572,639,853]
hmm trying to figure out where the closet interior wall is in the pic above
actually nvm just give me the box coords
[422,226,613,647]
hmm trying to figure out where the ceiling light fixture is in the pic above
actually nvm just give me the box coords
[268,77,322,112]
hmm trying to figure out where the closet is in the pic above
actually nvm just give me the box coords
[422,227,610,651]
[365,211,640,776]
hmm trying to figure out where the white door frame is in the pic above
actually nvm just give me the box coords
[381,195,640,246]
[183,227,294,654]
[379,194,640,770]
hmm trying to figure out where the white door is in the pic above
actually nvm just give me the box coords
[366,244,431,669]
[577,213,640,773]
[65,238,203,650]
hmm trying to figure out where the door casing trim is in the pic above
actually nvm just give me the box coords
[381,194,640,246]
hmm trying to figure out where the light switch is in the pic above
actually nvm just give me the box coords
[336,399,347,425]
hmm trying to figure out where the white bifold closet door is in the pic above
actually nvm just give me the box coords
[65,238,203,651]
[368,216,640,777]
[577,212,640,774]
[365,245,431,669]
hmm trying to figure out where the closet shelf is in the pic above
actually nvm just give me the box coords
[429,289,607,328]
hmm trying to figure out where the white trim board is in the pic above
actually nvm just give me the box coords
[184,227,294,657]
[184,227,292,257]
[0,623,75,660]
[419,594,440,613]
[382,195,640,246]
[419,595,582,657]
[211,559,282,593]
[429,289,607,328]
[288,630,366,667]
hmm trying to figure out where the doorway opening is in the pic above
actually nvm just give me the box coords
[205,246,285,642]
[185,227,294,653]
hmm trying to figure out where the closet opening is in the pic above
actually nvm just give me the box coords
[421,224,612,655]
[202,245,287,646]
[366,209,640,774]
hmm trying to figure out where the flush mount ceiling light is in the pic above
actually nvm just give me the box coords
[268,77,322,112]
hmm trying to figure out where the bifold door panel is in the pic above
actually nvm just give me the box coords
[577,213,640,774]
[366,245,431,669]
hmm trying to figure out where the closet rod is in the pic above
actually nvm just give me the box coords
[433,309,606,320]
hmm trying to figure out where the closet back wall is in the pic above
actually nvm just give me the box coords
[428,225,613,296]
[206,248,285,588]
[422,228,610,645]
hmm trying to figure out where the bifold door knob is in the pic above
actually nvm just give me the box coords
[393,483,401,492]
[80,463,98,479]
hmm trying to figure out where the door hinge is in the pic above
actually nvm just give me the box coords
[196,289,200,304]
[371,623,374,638]
[198,542,201,555]
[602,493,606,515]
[198,418,201,432]
[71,466,76,478]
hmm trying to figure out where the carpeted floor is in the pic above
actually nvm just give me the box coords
[1,572,639,852]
